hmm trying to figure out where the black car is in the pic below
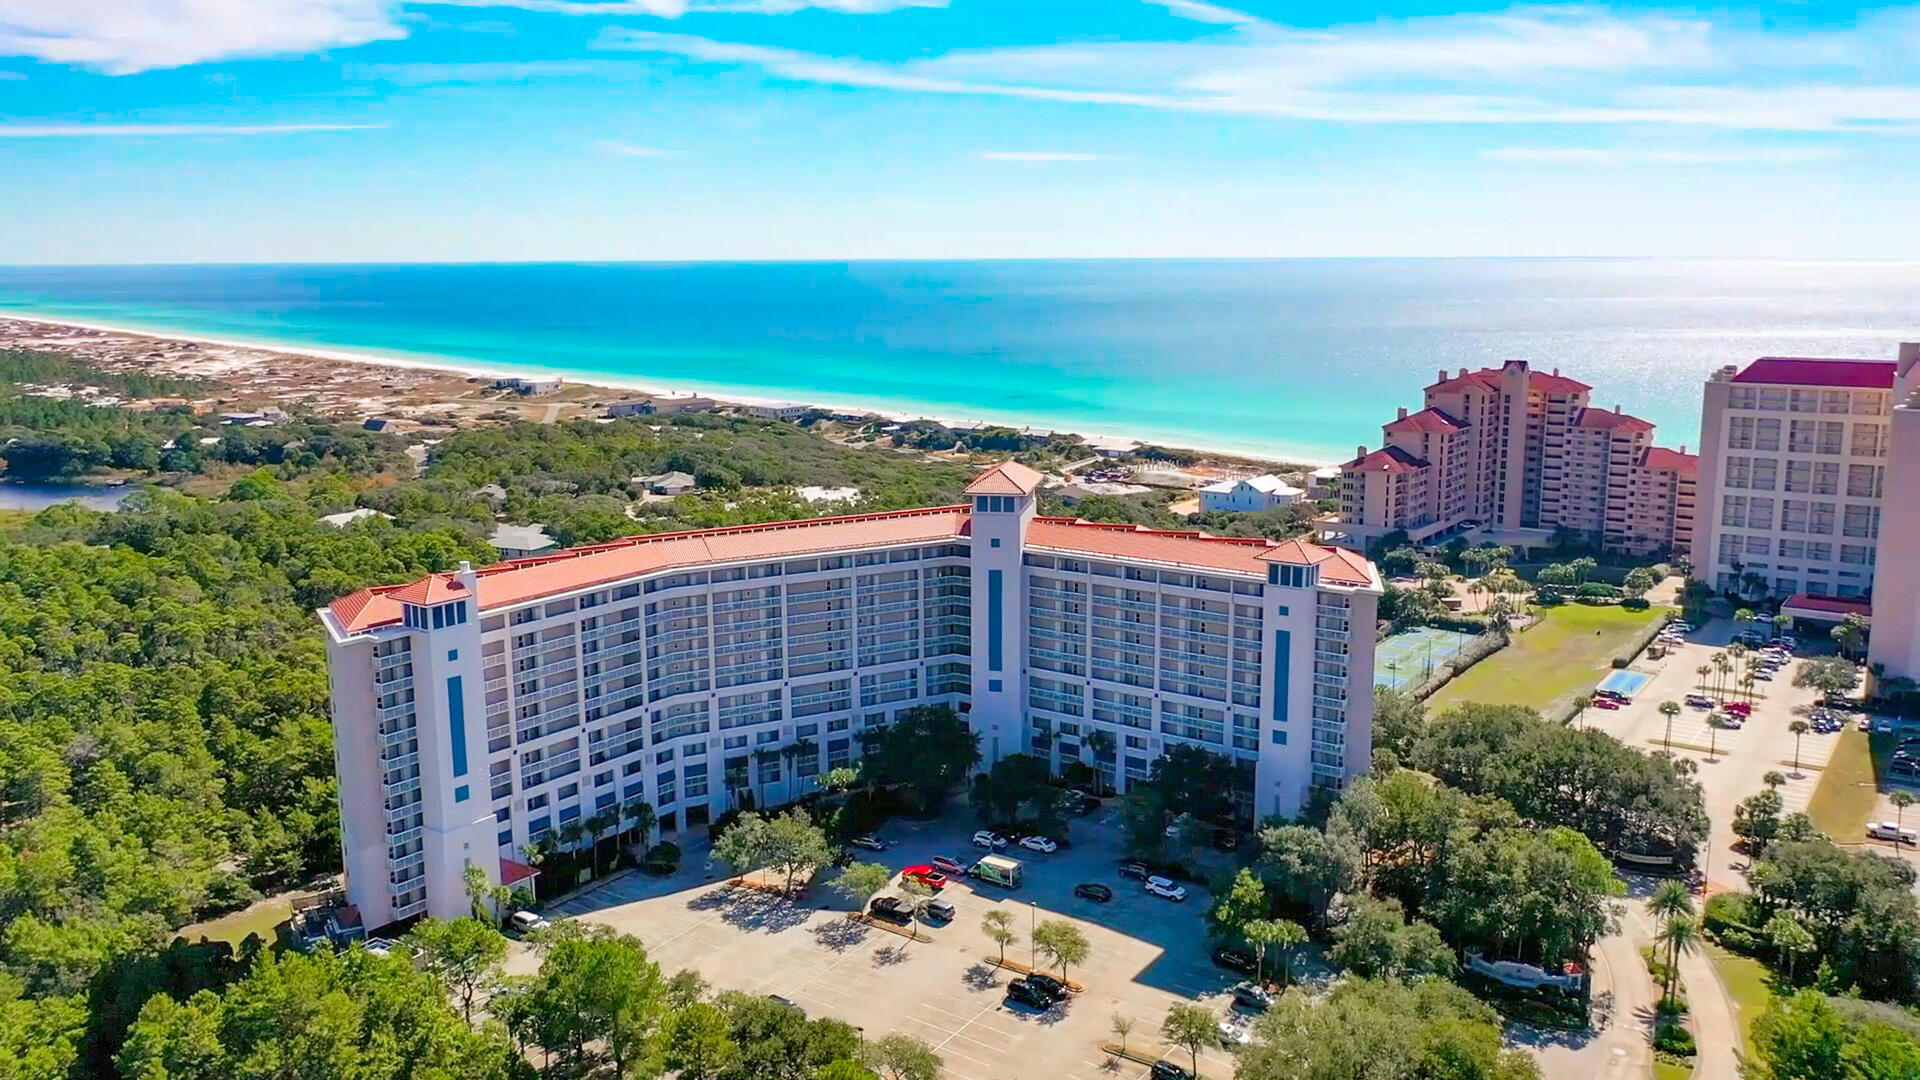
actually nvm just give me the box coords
[1005,978,1054,1008]
[1119,862,1150,881]
[867,896,914,924]
[766,995,803,1014]
[1074,883,1114,903]
[1211,946,1256,974]
[1150,1061,1193,1080]
[1024,973,1068,1002]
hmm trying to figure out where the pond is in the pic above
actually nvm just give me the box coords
[0,480,139,512]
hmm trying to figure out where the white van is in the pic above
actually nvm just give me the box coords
[1867,822,1918,845]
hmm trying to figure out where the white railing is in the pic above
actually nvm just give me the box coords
[382,775,421,799]
[375,651,413,670]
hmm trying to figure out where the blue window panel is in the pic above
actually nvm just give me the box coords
[991,538,1001,548]
[1271,729,1287,746]
[559,804,582,823]
[498,828,514,845]
[1272,629,1290,730]
[454,784,470,803]
[988,679,1003,693]
[529,815,551,836]
[447,675,470,778]
[624,781,645,799]
[987,570,1003,672]
[448,649,458,661]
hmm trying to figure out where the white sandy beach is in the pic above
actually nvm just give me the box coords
[1,313,1330,467]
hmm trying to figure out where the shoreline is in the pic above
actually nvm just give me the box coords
[0,312,1337,467]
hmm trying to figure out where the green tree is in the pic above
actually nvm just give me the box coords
[1372,687,1426,756]
[1655,913,1700,1013]
[1766,912,1818,984]
[864,1032,943,1080]
[981,910,1018,966]
[665,1002,739,1080]
[1236,977,1542,1080]
[712,811,772,883]
[1734,788,1786,856]
[763,809,834,895]
[517,923,666,1077]
[1256,823,1362,924]
[1160,1003,1216,1080]
[857,705,981,814]
[1788,720,1811,776]
[1753,990,1849,1080]
[1209,867,1268,941]
[1833,614,1869,662]
[1658,700,1682,750]
[1110,1013,1135,1055]
[1795,657,1861,705]
[833,861,895,911]
[1251,918,1310,987]
[406,916,508,1024]
[1032,920,1091,984]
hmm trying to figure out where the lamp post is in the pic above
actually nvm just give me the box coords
[1030,901,1038,972]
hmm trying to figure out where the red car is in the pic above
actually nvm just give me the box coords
[1723,701,1753,716]
[1593,698,1621,710]
[901,865,948,891]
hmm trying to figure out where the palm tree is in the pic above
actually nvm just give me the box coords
[1706,714,1724,762]
[622,797,657,852]
[1268,919,1308,988]
[1714,653,1733,699]
[723,759,751,811]
[1741,673,1757,707]
[1648,880,1696,1004]
[1696,664,1713,697]
[1655,914,1701,1013]
[1763,771,1786,791]
[789,736,819,791]
[1573,695,1592,731]
[1895,792,1915,834]
[1788,720,1810,778]
[1728,642,1749,694]
[557,820,586,858]
[1658,701,1682,750]
[753,747,780,810]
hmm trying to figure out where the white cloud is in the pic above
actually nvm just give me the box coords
[0,0,407,75]
[1144,0,1263,26]
[1485,146,1848,164]
[593,9,1920,133]
[419,0,945,16]
[979,151,1103,161]
[0,123,385,136]
[596,139,681,156]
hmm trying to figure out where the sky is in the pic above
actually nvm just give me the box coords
[3,0,1919,262]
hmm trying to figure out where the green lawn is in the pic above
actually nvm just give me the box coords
[1706,943,1775,1062]
[1807,729,1883,842]
[1427,602,1665,714]
[1653,1057,1693,1080]
[176,897,292,949]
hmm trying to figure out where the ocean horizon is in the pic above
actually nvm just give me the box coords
[4,258,1919,463]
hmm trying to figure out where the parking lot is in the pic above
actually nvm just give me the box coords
[505,806,1253,1080]
[1582,618,1842,889]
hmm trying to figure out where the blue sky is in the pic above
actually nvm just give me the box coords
[3,0,1918,262]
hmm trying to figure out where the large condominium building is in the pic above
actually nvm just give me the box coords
[1691,353,1908,603]
[1332,360,1697,555]
[319,462,1383,928]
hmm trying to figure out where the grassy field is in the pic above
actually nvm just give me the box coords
[175,896,292,949]
[1426,602,1665,714]
[1707,943,1775,1062]
[1653,1057,1693,1080]
[1807,729,1884,841]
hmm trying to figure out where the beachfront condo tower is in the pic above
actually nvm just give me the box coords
[1328,360,1697,557]
[318,462,1383,927]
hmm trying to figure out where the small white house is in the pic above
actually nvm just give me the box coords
[489,523,558,559]
[1199,474,1304,514]
[497,376,563,396]
[633,471,699,496]
[1307,465,1341,500]
[745,402,811,421]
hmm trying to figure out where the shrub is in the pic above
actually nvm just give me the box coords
[1654,1024,1697,1056]
[1577,582,1623,598]
[1704,892,1763,940]
[1719,927,1761,955]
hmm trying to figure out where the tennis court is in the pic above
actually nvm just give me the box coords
[1596,669,1653,699]
[1374,626,1478,690]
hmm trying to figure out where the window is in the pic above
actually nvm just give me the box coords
[1728,416,1755,449]
[1721,495,1747,528]
[1847,464,1882,499]
[1271,729,1287,745]
[1724,457,1750,489]
[1853,423,1884,457]
[1267,564,1317,589]
[1754,418,1781,451]
[1745,535,1771,556]
[1747,497,1775,531]
[1751,458,1778,491]
[1813,461,1840,496]
[1785,460,1811,493]
[1843,504,1880,539]
[973,495,1018,513]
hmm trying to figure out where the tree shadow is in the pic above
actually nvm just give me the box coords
[872,944,913,967]
[811,919,870,953]
[961,963,1000,993]
[686,885,815,933]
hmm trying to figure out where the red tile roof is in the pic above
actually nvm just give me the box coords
[1783,593,1871,618]
[499,858,540,886]
[1732,357,1895,389]
[1344,445,1428,474]
[1642,446,1698,474]
[1382,407,1464,435]
[1576,408,1654,433]
[1026,518,1376,586]
[328,506,973,633]
[965,461,1044,496]
[1425,364,1591,396]
[327,504,1383,634]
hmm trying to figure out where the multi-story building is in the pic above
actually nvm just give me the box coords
[1691,354,1905,602]
[319,462,1383,927]
[1332,360,1696,555]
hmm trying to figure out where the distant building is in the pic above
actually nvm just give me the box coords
[472,484,507,504]
[605,395,717,417]
[363,418,398,432]
[488,523,558,559]
[1200,474,1305,514]
[320,508,394,528]
[1307,466,1341,500]
[745,402,811,421]
[634,471,698,496]
[1083,435,1139,458]
[496,377,563,396]
[1332,361,1694,555]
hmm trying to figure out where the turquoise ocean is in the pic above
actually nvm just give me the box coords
[2,259,1918,462]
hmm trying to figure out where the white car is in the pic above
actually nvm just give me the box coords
[509,910,552,935]
[1144,876,1187,902]
[1019,835,1058,854]
[1218,1017,1252,1047]
[972,830,1008,850]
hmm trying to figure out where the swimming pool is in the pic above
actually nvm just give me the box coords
[1596,670,1653,698]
